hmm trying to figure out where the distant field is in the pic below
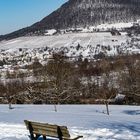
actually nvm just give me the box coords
[0,32,128,50]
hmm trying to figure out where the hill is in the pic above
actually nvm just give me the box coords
[1,0,140,40]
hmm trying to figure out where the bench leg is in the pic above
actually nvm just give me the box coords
[29,134,35,140]
[43,136,47,140]
[28,122,36,140]
[35,134,40,140]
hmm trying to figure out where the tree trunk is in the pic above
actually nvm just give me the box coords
[9,103,12,109]
[105,102,109,115]
[54,104,57,112]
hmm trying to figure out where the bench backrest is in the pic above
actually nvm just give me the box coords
[24,120,70,138]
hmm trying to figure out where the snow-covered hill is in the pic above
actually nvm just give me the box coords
[0,105,140,140]
[1,0,140,40]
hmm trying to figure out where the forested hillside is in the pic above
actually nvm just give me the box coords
[1,0,140,40]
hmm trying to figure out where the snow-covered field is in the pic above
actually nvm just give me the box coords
[0,32,127,50]
[0,105,140,140]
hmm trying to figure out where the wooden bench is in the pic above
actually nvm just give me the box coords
[24,120,83,140]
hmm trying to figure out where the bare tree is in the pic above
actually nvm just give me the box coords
[95,59,116,115]
[45,53,77,111]
[0,69,26,109]
[118,56,140,104]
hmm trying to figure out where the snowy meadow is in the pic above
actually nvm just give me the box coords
[0,105,140,140]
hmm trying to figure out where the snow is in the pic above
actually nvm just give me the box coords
[0,105,140,140]
[0,32,127,50]
[44,29,57,36]
[96,22,134,31]
[5,40,22,45]
[115,94,125,100]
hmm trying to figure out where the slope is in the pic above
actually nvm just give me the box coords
[1,0,140,40]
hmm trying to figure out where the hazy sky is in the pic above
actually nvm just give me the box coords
[0,0,68,35]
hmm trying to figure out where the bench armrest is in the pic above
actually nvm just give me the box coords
[63,135,83,140]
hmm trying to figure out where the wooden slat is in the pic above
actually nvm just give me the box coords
[33,130,58,138]
[33,127,70,137]
[25,120,68,130]
[30,123,70,136]
[33,129,71,138]
[25,120,57,129]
